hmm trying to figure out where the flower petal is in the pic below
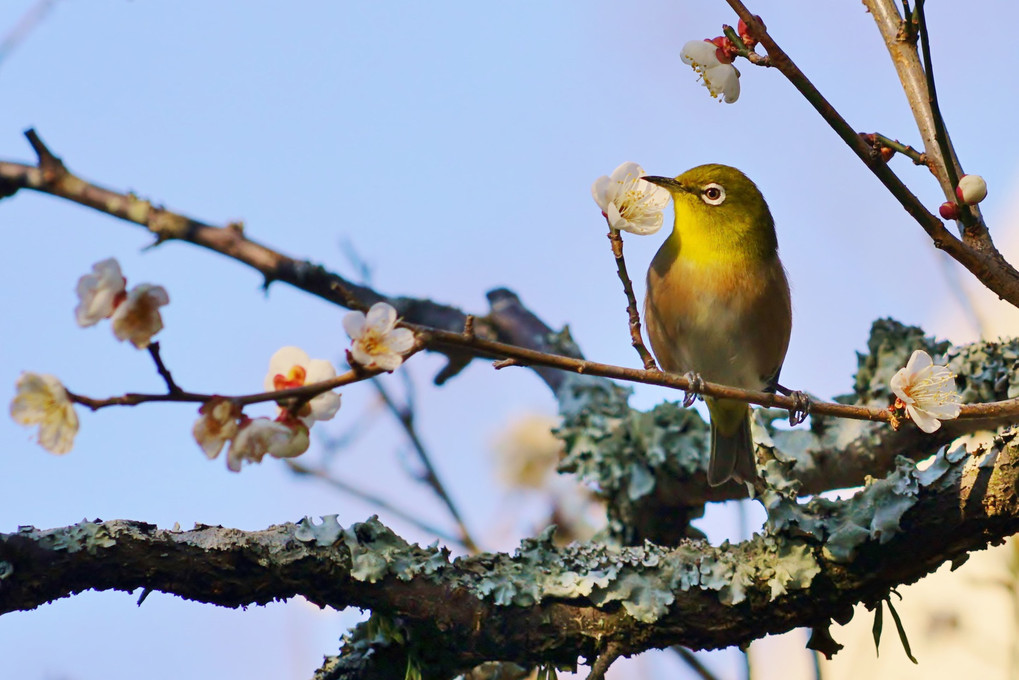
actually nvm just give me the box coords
[365,302,398,333]
[385,328,416,355]
[906,405,942,433]
[342,310,366,339]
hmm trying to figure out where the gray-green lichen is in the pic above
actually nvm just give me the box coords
[295,515,451,584]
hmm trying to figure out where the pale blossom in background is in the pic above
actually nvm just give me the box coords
[9,372,79,454]
[74,257,126,327]
[590,161,670,235]
[110,283,169,349]
[343,302,416,371]
[492,413,563,490]
[890,350,962,433]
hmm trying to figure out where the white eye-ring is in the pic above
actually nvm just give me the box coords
[701,183,726,206]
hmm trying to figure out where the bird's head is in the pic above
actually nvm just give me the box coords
[643,164,776,254]
[642,164,766,218]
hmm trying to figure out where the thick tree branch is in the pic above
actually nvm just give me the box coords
[2,436,1018,676]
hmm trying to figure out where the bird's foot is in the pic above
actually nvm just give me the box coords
[772,382,810,426]
[682,371,704,408]
[787,390,810,426]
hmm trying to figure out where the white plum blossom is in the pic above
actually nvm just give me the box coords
[591,162,671,235]
[681,39,740,103]
[10,372,79,454]
[955,174,987,205]
[110,283,169,349]
[264,346,342,425]
[890,350,962,433]
[192,398,241,459]
[75,258,126,327]
[343,302,416,371]
[226,417,308,472]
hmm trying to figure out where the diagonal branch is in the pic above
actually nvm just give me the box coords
[723,1,1019,310]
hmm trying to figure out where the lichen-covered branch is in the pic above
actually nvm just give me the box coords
[1,433,1017,677]
[558,320,1019,542]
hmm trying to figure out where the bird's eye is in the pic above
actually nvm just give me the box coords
[701,183,726,206]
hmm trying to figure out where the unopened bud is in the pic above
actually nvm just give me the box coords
[879,147,895,163]
[955,174,987,205]
[939,201,960,220]
[708,36,735,63]
[737,16,765,47]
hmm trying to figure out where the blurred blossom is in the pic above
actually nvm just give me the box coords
[10,372,79,454]
[492,413,563,490]
[111,283,169,349]
[75,258,126,327]
[192,398,241,459]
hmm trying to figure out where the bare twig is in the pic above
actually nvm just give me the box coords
[0,0,61,69]
[606,229,658,371]
[371,378,479,553]
[146,342,182,394]
[672,647,722,680]
[67,361,402,411]
[586,643,623,680]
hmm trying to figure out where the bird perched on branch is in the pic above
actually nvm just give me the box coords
[642,165,791,486]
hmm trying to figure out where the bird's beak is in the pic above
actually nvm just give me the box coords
[642,176,689,193]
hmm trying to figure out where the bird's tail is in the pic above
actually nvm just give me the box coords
[706,398,757,487]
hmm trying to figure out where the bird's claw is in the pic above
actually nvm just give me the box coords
[682,371,704,408]
[787,390,810,426]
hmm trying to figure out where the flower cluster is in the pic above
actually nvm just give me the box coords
[194,347,342,472]
[591,162,670,235]
[75,258,169,348]
[889,350,961,433]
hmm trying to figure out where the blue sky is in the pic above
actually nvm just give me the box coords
[1,2,1017,679]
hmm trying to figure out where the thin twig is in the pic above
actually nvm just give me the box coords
[371,378,479,553]
[586,643,623,680]
[146,342,182,394]
[606,229,658,371]
[67,360,402,411]
[285,460,465,547]
[0,0,61,69]
[672,648,721,680]
[869,133,927,166]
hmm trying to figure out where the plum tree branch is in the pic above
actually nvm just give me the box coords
[724,1,1019,310]
[1,434,1017,677]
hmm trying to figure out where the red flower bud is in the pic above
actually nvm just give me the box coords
[939,202,959,220]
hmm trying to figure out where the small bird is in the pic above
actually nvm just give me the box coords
[642,165,791,486]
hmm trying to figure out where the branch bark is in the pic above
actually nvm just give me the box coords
[2,435,1018,676]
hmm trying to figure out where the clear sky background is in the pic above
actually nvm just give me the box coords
[1,2,1018,679]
